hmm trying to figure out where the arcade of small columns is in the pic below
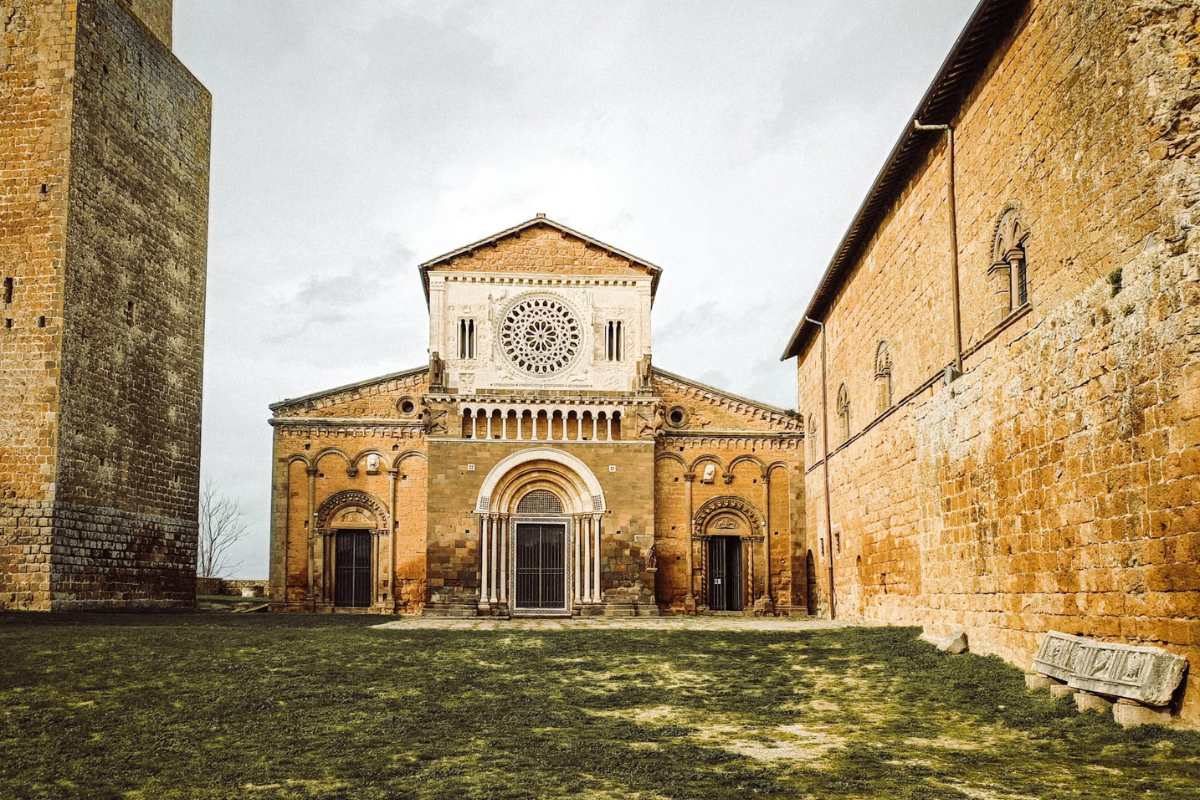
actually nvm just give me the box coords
[461,405,624,441]
[475,512,605,610]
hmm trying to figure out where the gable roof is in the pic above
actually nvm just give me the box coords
[780,0,1027,360]
[652,367,800,423]
[269,365,427,413]
[418,214,663,303]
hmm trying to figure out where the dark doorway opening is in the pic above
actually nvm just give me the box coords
[707,536,743,611]
[515,523,566,610]
[805,549,817,615]
[334,530,372,608]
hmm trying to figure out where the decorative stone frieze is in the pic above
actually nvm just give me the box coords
[1034,632,1188,707]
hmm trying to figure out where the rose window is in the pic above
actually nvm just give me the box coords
[500,296,582,376]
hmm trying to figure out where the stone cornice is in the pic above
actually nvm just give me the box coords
[660,433,801,449]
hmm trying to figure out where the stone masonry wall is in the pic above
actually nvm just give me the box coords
[47,0,209,608]
[425,439,655,604]
[117,0,171,47]
[795,0,1200,721]
[0,1,77,609]
[654,439,805,612]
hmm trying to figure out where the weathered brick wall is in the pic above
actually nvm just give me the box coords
[0,1,77,609]
[0,0,209,610]
[425,439,656,602]
[654,439,805,612]
[116,0,171,47]
[48,0,209,608]
[269,424,428,611]
[796,0,1200,721]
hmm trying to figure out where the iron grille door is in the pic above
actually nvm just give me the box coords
[334,531,371,608]
[708,537,727,611]
[516,524,565,609]
[727,538,743,612]
[353,532,372,608]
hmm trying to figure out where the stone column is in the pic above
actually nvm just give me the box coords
[762,469,771,605]
[306,466,318,608]
[683,472,696,608]
[748,537,756,606]
[573,515,581,605]
[592,514,602,604]
[479,514,490,610]
[497,515,507,604]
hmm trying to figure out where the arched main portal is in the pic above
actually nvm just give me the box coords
[474,448,607,616]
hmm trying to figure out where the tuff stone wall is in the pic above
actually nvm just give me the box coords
[0,0,209,610]
[116,0,172,47]
[0,0,77,609]
[425,439,656,602]
[795,0,1200,721]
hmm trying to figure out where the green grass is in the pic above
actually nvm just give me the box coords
[1,614,1198,799]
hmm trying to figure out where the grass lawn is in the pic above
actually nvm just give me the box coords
[1,613,1198,799]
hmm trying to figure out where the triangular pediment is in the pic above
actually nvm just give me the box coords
[419,216,662,301]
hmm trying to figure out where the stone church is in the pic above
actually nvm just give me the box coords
[268,216,805,616]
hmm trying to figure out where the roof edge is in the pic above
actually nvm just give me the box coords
[780,0,1027,361]
[418,215,663,304]
[652,366,799,420]
[269,365,428,412]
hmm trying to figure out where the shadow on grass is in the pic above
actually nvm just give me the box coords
[1,613,1197,799]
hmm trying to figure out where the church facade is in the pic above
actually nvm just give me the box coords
[268,216,806,616]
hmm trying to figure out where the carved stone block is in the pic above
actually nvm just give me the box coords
[1068,640,1188,707]
[1033,631,1085,682]
[1034,631,1188,707]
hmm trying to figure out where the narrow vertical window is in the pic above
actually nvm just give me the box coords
[459,318,476,359]
[874,341,892,414]
[990,206,1030,320]
[2,277,12,305]
[836,383,850,443]
[605,320,623,361]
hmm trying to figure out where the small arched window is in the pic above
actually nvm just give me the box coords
[874,341,892,414]
[989,206,1029,319]
[806,414,817,464]
[836,383,850,443]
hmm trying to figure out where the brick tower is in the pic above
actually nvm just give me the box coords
[0,0,210,609]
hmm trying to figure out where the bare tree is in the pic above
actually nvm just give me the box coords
[197,481,248,578]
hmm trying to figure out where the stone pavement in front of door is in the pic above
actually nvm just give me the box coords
[372,615,870,632]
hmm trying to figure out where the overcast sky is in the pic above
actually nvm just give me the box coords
[174,0,976,578]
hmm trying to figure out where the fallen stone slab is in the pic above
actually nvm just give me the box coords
[920,629,968,655]
[1050,684,1075,700]
[1067,639,1188,707]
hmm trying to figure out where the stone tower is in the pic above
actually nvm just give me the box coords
[0,0,211,609]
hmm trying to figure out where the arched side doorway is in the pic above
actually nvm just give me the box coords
[474,448,607,616]
[692,496,765,613]
[314,490,389,610]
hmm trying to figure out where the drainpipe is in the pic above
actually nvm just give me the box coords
[805,316,835,620]
[913,120,963,377]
